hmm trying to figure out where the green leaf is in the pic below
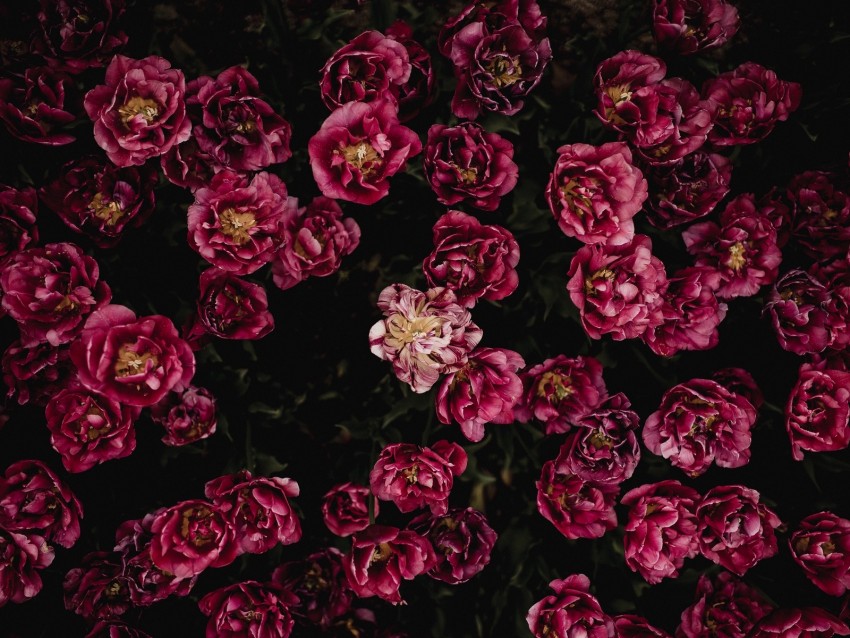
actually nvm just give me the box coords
[254,452,288,475]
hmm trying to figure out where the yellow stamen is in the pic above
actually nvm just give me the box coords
[219,208,257,245]
[118,96,160,126]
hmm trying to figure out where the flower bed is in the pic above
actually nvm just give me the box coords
[1,0,850,636]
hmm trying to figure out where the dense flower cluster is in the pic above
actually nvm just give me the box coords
[1,460,81,606]
[1,0,845,635]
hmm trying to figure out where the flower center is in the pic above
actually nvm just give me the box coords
[118,96,160,126]
[486,54,523,88]
[452,163,478,184]
[342,141,383,178]
[54,295,78,313]
[83,404,113,441]
[219,208,257,245]
[304,563,329,592]
[294,232,327,258]
[114,345,159,378]
[604,84,632,123]
[794,536,811,553]
[369,542,393,566]
[402,464,419,484]
[589,431,614,449]
[536,371,574,403]
[584,268,616,295]
[727,242,747,272]
[89,192,125,226]
[105,580,124,599]
[179,505,215,547]
[386,313,446,346]
[560,178,597,215]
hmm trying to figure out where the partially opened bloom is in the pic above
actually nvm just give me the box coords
[319,30,412,111]
[0,529,55,607]
[322,482,375,537]
[546,141,647,245]
[84,55,191,166]
[187,170,288,276]
[435,347,525,442]
[149,499,237,579]
[747,608,850,638]
[677,571,775,638]
[35,0,128,72]
[198,580,298,638]
[205,470,301,554]
[594,51,667,133]
[271,196,360,291]
[186,268,274,345]
[70,304,195,407]
[526,574,616,638]
[0,66,76,145]
[113,509,197,606]
[786,363,850,460]
[653,0,740,55]
[703,62,801,146]
[594,53,712,164]
[343,524,436,604]
[765,270,835,355]
[713,367,764,410]
[423,122,518,211]
[38,155,157,248]
[621,480,700,584]
[0,459,83,548]
[566,234,668,341]
[422,211,520,308]
[186,65,292,172]
[369,441,467,515]
[412,507,497,585]
[62,551,132,620]
[46,387,139,472]
[149,385,217,447]
[642,266,727,357]
[787,171,850,260]
[683,194,782,299]
[445,2,552,119]
[1,340,72,407]
[272,547,353,629]
[514,354,608,434]
[645,151,732,229]
[309,99,421,205]
[629,77,713,165]
[160,136,220,191]
[0,242,111,347]
[368,284,482,393]
[536,461,619,540]
[642,378,757,476]
[789,511,850,596]
[555,393,641,485]
[696,484,781,576]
